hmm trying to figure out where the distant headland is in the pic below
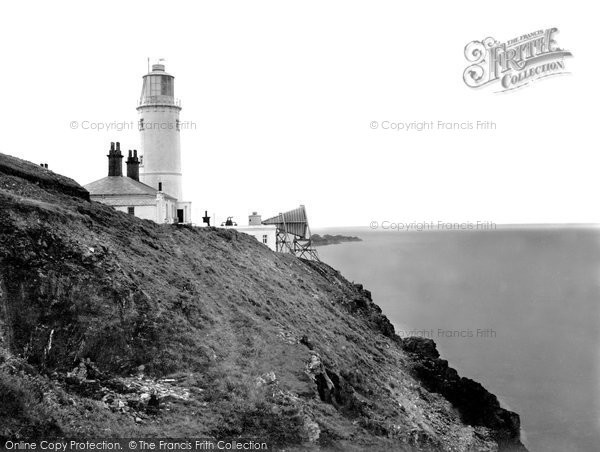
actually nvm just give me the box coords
[311,233,362,246]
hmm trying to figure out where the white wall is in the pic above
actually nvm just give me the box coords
[91,194,178,224]
[232,225,277,252]
[138,105,183,201]
[113,204,157,221]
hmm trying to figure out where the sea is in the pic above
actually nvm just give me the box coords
[314,226,600,452]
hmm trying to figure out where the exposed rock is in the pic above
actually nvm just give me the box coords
[299,335,314,350]
[301,416,320,442]
[66,362,88,381]
[146,394,160,415]
[402,337,440,359]
[255,371,277,387]
[306,353,336,403]
[403,336,526,451]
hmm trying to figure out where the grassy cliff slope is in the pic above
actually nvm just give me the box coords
[0,153,526,451]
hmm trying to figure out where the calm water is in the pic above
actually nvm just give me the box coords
[315,226,600,452]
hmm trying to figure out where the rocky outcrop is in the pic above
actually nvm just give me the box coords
[63,359,192,420]
[402,337,526,451]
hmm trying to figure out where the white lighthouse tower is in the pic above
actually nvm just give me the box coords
[137,62,191,223]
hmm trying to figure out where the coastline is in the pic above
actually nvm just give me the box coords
[317,226,600,451]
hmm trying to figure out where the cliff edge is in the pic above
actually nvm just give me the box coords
[0,153,526,451]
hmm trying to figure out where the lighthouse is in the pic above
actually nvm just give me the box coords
[137,62,190,222]
[85,62,191,224]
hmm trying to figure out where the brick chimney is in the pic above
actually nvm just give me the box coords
[107,142,123,177]
[126,149,140,181]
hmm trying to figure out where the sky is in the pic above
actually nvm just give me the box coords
[0,1,597,227]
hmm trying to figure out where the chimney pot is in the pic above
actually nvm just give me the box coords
[126,148,140,181]
[107,142,123,177]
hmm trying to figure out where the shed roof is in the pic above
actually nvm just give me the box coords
[262,205,309,238]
